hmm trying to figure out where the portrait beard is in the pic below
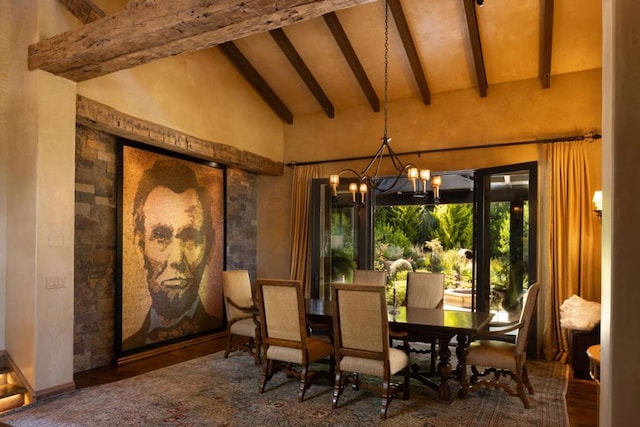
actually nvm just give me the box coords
[144,256,206,324]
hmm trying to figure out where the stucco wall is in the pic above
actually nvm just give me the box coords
[6,0,40,390]
[0,0,9,351]
[77,48,285,164]
[601,0,640,424]
[4,0,77,392]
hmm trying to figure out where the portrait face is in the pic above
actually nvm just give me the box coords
[139,186,209,324]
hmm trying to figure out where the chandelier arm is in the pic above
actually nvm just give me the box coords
[337,168,366,180]
[384,140,409,172]
[359,139,388,177]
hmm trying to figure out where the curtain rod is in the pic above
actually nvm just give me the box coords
[286,132,601,168]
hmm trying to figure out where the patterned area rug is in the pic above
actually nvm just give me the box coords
[0,351,569,426]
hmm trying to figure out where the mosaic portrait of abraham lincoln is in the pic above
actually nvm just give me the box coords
[119,144,224,353]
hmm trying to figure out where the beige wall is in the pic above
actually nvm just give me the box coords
[33,71,77,390]
[77,49,284,163]
[4,0,77,392]
[256,69,603,280]
[6,0,40,390]
[601,0,640,424]
[0,0,9,351]
[285,69,602,164]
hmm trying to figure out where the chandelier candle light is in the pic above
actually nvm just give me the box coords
[328,0,441,204]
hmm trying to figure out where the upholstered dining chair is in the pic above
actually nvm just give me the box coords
[402,271,445,372]
[331,283,411,419]
[352,269,387,286]
[222,270,261,364]
[256,278,334,402]
[463,282,541,408]
[404,272,445,309]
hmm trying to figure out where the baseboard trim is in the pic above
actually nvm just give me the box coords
[114,331,227,366]
[33,382,75,401]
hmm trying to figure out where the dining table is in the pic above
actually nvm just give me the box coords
[305,298,494,403]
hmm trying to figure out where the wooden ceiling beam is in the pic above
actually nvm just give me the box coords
[388,0,431,105]
[270,28,335,119]
[323,12,380,112]
[57,0,105,24]
[219,42,294,125]
[462,0,488,97]
[76,95,284,176]
[29,0,377,82]
[539,0,554,89]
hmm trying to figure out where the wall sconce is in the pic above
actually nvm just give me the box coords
[592,190,602,218]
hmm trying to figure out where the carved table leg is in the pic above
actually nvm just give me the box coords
[436,336,453,403]
[456,333,470,398]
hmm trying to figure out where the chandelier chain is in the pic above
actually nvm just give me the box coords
[383,0,389,141]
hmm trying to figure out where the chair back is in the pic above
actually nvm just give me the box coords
[405,272,445,308]
[332,283,389,357]
[222,270,254,322]
[257,279,305,347]
[514,283,540,356]
[352,269,387,286]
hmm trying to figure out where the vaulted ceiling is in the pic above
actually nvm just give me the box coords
[41,0,602,125]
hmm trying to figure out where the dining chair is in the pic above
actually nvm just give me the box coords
[352,269,387,286]
[331,283,410,419]
[402,271,445,373]
[222,270,261,364]
[256,278,334,402]
[463,282,541,408]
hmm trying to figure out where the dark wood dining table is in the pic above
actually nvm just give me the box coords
[305,298,494,403]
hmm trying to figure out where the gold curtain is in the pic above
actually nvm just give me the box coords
[541,141,598,362]
[289,164,320,298]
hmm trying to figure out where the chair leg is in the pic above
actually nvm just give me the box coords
[515,375,531,409]
[403,365,411,400]
[351,372,360,390]
[259,359,273,394]
[332,371,344,409]
[224,332,233,358]
[253,326,262,365]
[522,364,535,394]
[298,366,308,402]
[380,379,391,419]
[251,337,261,365]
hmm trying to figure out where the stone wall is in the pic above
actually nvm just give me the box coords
[73,125,258,373]
[225,166,258,283]
[74,125,117,372]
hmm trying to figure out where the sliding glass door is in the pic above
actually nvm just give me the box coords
[310,178,371,299]
[310,162,537,333]
[474,162,537,327]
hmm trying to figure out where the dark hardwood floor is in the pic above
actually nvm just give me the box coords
[73,339,599,426]
[566,374,599,426]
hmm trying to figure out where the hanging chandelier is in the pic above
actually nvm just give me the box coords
[329,0,441,205]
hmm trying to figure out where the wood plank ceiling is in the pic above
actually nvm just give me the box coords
[38,0,602,125]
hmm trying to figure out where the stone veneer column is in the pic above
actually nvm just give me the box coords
[225,166,258,283]
[74,126,117,372]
